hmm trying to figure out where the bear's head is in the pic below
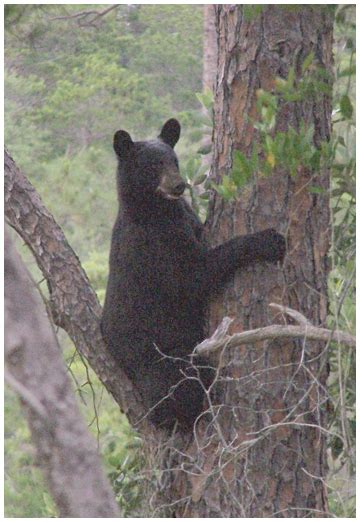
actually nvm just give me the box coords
[113,119,186,201]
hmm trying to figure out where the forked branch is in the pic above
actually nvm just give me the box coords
[195,303,355,356]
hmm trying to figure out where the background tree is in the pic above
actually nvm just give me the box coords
[5,229,120,517]
[5,4,355,517]
[203,4,217,92]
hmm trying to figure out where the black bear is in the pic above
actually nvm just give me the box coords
[101,119,285,431]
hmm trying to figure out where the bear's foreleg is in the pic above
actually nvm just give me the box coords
[205,228,285,295]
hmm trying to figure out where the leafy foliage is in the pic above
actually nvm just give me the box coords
[213,54,333,198]
[326,6,356,515]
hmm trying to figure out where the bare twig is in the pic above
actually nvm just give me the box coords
[194,316,233,355]
[269,302,312,326]
[49,5,119,27]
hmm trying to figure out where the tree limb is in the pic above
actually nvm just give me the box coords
[5,230,120,517]
[4,148,153,434]
[195,304,355,356]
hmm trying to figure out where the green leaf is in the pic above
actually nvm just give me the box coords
[301,51,314,73]
[199,191,210,199]
[243,5,263,21]
[193,173,207,186]
[195,90,214,111]
[184,157,197,180]
[304,124,314,145]
[340,95,353,119]
[213,175,237,201]
[337,136,346,147]
[331,188,345,197]
[265,134,274,153]
[287,66,295,88]
[338,64,356,78]
[309,185,325,194]
[249,144,259,171]
[346,37,354,49]
[310,150,321,171]
[231,149,252,187]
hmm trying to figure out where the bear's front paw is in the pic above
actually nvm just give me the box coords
[260,228,286,263]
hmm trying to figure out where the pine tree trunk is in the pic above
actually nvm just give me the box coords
[207,5,332,517]
[165,5,334,517]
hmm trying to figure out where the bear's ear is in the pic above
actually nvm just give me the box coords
[113,130,134,157]
[159,119,181,148]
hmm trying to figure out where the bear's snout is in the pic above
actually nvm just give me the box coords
[157,173,186,199]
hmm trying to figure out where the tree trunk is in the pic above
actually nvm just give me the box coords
[5,230,120,517]
[204,5,333,517]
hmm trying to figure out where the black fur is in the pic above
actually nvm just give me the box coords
[101,119,285,431]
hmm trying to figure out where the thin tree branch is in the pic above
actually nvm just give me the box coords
[269,302,313,326]
[195,305,355,357]
[49,5,119,27]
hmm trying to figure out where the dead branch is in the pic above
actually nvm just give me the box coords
[5,230,120,517]
[49,5,119,27]
[269,302,312,326]
[195,303,355,356]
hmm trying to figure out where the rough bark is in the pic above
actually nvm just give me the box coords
[5,230,120,517]
[207,5,332,517]
[4,148,157,438]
